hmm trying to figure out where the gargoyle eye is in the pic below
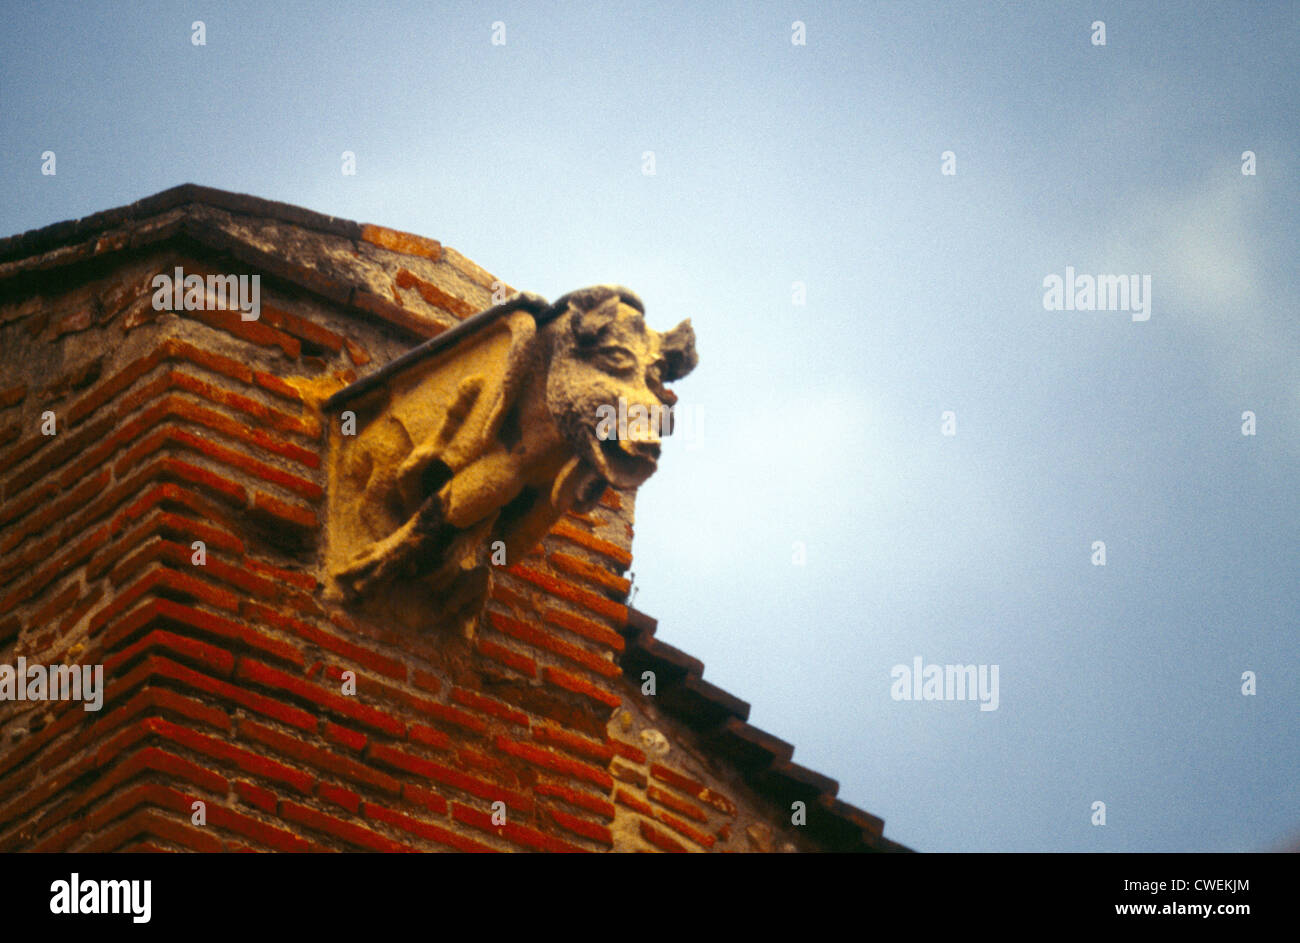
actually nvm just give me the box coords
[595,346,637,372]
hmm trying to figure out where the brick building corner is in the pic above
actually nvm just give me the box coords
[0,184,909,852]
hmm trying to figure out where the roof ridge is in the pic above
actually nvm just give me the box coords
[0,183,366,264]
[0,185,493,342]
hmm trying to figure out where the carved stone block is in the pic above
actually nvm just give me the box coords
[324,286,697,635]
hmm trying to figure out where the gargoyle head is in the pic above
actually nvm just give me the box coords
[544,285,698,491]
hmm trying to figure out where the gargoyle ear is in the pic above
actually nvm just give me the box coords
[659,319,698,381]
[569,296,621,347]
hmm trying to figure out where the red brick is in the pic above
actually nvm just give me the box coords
[116,654,318,732]
[450,802,585,854]
[542,665,621,710]
[33,742,229,845]
[486,610,620,678]
[696,786,738,817]
[321,721,367,753]
[4,411,116,498]
[411,668,442,695]
[55,387,172,488]
[238,718,401,797]
[83,778,192,834]
[455,746,506,775]
[244,601,404,680]
[160,337,250,382]
[94,575,237,652]
[489,581,533,613]
[167,366,315,433]
[235,658,405,738]
[365,742,444,780]
[95,508,243,572]
[506,563,628,624]
[531,724,615,765]
[137,717,315,795]
[475,637,537,678]
[648,784,708,822]
[113,425,322,500]
[450,687,530,728]
[242,558,317,592]
[639,819,688,853]
[0,384,27,409]
[361,225,443,261]
[97,586,299,668]
[0,468,108,552]
[137,686,233,733]
[609,738,646,764]
[84,807,224,854]
[253,371,303,403]
[369,747,533,813]
[159,394,320,467]
[541,605,625,653]
[156,457,249,505]
[401,783,448,816]
[54,583,103,636]
[393,268,476,317]
[250,491,316,530]
[235,780,278,814]
[320,664,439,716]
[318,782,361,814]
[26,582,79,632]
[0,702,88,781]
[102,627,236,678]
[207,801,313,852]
[65,347,164,426]
[564,509,605,527]
[344,338,371,367]
[0,750,97,834]
[549,550,632,595]
[0,522,110,612]
[495,735,614,792]
[0,476,57,530]
[548,807,613,847]
[80,780,204,837]
[279,800,413,853]
[409,724,452,750]
[419,702,489,736]
[0,431,48,482]
[119,840,172,853]
[362,802,499,854]
[550,519,632,567]
[181,303,301,358]
[650,763,707,798]
[260,303,347,353]
[651,807,716,849]
[616,788,655,816]
[535,782,616,820]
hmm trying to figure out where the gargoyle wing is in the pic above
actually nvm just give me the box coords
[394,310,538,502]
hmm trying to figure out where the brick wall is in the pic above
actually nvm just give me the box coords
[0,186,901,852]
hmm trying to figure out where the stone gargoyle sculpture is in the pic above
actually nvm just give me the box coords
[323,285,697,634]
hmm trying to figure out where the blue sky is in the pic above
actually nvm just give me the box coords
[2,1,1296,852]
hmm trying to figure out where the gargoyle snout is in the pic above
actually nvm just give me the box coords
[624,438,661,461]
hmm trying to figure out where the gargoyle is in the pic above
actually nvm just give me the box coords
[326,285,697,632]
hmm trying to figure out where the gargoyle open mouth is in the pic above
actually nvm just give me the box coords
[594,434,659,486]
